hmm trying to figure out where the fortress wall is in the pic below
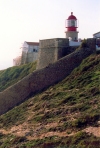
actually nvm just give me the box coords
[21,51,37,65]
[87,38,96,51]
[37,47,57,69]
[0,39,95,115]
[21,51,28,64]
[57,46,78,59]
[27,52,38,63]
[37,39,58,69]
[37,38,69,69]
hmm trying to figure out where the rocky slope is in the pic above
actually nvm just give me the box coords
[0,53,100,148]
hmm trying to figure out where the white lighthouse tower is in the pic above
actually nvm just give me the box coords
[65,12,79,41]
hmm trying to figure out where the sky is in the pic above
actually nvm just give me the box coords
[0,0,100,70]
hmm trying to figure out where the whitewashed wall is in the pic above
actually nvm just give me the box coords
[13,41,39,66]
[69,41,81,46]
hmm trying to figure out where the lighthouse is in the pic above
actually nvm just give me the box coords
[65,12,79,41]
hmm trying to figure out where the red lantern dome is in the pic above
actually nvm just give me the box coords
[67,12,77,20]
[65,12,78,31]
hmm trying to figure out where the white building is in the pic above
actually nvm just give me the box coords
[69,40,81,46]
[93,32,100,38]
[13,41,39,66]
[93,32,100,51]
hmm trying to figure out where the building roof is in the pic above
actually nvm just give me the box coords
[93,32,100,36]
[26,42,39,46]
[67,12,77,20]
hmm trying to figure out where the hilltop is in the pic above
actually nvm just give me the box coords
[0,53,100,147]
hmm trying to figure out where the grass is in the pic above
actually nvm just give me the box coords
[0,53,100,147]
[0,102,28,128]
[0,61,36,92]
[0,132,100,148]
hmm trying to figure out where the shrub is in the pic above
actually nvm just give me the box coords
[80,39,88,48]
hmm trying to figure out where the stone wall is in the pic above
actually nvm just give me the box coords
[21,51,27,64]
[20,51,38,65]
[87,38,96,51]
[0,41,95,115]
[37,38,69,69]
[37,38,96,70]
[26,52,38,63]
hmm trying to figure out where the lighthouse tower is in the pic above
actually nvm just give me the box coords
[65,12,79,41]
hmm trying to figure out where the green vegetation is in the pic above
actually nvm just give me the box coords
[0,132,100,148]
[80,39,88,48]
[0,62,36,92]
[0,54,100,147]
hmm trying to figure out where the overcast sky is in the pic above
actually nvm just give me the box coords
[0,0,99,70]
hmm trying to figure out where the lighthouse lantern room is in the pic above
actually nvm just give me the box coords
[65,12,79,41]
